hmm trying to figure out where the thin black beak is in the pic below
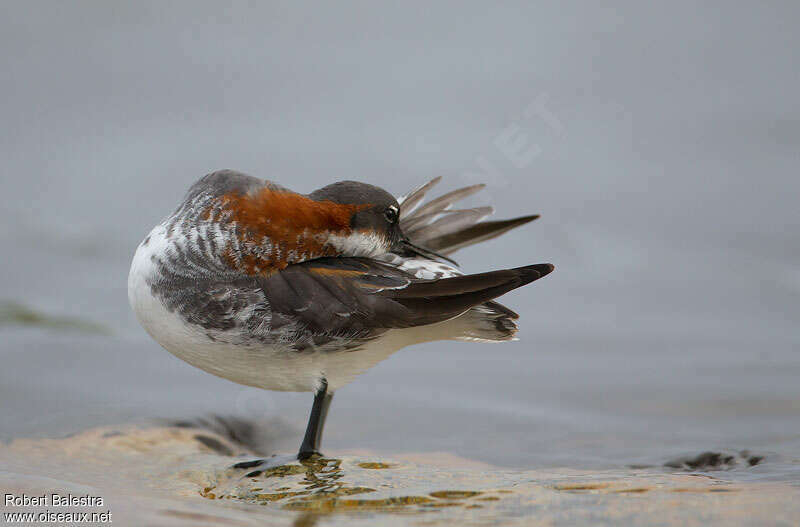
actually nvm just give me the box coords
[399,238,459,266]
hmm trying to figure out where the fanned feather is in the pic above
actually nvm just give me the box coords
[393,178,549,342]
[425,215,540,255]
[398,177,539,255]
[397,176,442,216]
[405,184,485,221]
[407,207,494,241]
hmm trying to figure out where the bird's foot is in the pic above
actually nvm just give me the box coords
[229,454,295,477]
[230,452,327,477]
[297,450,322,461]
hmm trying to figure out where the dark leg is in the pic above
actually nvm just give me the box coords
[231,380,333,473]
[298,379,334,460]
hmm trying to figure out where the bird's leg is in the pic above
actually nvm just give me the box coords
[230,379,333,473]
[298,378,334,460]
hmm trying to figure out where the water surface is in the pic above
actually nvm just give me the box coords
[1,1,798,482]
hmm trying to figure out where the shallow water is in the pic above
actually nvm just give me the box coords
[1,1,799,489]
[2,423,797,526]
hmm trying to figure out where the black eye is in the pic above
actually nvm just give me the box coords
[384,206,399,224]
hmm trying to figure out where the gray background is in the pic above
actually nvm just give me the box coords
[1,2,798,475]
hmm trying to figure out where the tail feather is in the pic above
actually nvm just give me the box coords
[450,302,521,342]
[398,177,539,255]
[395,178,551,341]
[397,301,520,345]
[425,215,539,255]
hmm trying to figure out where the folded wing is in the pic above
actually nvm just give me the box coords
[258,257,553,344]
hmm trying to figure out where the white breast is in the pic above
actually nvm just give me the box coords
[130,224,305,391]
[127,224,439,392]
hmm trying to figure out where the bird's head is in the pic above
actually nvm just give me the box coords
[309,181,455,263]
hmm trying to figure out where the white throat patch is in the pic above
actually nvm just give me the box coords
[326,231,389,258]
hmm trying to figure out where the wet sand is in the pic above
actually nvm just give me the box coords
[2,423,797,526]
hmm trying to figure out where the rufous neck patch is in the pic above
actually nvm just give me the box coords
[205,187,370,275]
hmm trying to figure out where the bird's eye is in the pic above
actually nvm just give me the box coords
[384,205,399,224]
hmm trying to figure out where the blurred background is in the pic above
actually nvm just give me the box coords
[1,2,798,477]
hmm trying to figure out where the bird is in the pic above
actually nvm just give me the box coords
[128,170,553,463]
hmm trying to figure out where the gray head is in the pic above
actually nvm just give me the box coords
[309,180,456,264]
[309,180,403,245]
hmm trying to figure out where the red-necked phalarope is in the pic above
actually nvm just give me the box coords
[128,170,553,461]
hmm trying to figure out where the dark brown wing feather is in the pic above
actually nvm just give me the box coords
[383,263,552,326]
[258,258,552,338]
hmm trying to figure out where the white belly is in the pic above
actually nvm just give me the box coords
[127,226,420,392]
[128,224,477,392]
